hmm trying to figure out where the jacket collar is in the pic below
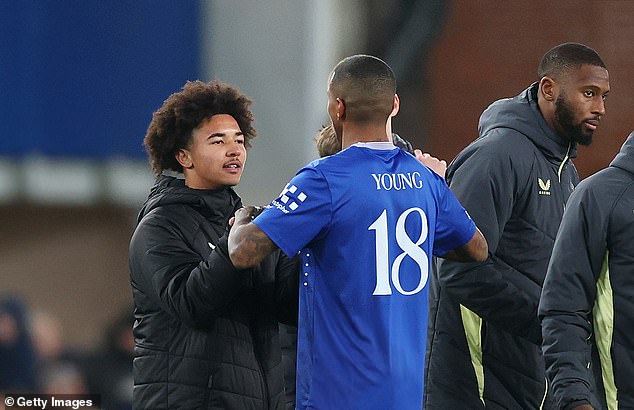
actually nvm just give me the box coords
[138,174,242,229]
[524,83,578,162]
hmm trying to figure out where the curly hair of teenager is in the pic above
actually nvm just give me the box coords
[144,80,256,175]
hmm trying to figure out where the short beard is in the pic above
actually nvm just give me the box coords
[554,94,592,146]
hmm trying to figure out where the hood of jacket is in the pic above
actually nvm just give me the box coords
[610,131,634,175]
[138,174,242,232]
[478,82,577,164]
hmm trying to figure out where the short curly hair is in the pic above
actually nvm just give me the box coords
[144,80,256,175]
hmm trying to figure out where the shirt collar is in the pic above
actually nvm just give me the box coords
[350,141,397,150]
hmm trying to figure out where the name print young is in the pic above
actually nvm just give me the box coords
[372,172,424,191]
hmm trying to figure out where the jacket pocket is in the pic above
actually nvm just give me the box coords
[133,345,168,385]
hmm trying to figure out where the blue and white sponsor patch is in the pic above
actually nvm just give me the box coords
[272,184,308,213]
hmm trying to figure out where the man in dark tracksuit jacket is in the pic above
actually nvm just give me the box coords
[425,43,609,409]
[540,131,634,410]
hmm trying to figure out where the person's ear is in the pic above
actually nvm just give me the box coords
[391,94,400,117]
[539,77,557,102]
[175,149,193,169]
[336,98,346,120]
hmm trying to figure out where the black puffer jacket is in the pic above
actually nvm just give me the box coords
[425,83,578,409]
[129,175,298,410]
[540,132,634,410]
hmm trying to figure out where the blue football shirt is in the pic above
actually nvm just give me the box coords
[254,142,475,410]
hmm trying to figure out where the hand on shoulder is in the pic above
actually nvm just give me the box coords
[414,149,447,178]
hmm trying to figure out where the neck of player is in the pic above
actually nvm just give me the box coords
[341,122,391,149]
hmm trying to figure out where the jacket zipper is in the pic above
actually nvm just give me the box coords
[249,312,269,409]
[257,358,269,409]
[539,376,549,409]
[557,142,572,183]
[204,374,212,408]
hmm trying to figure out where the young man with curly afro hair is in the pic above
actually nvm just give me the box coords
[129,80,299,410]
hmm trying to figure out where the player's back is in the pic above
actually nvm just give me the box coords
[301,144,443,410]
[255,143,475,410]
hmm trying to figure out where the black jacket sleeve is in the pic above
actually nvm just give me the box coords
[539,177,610,409]
[129,213,248,329]
[438,131,543,344]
